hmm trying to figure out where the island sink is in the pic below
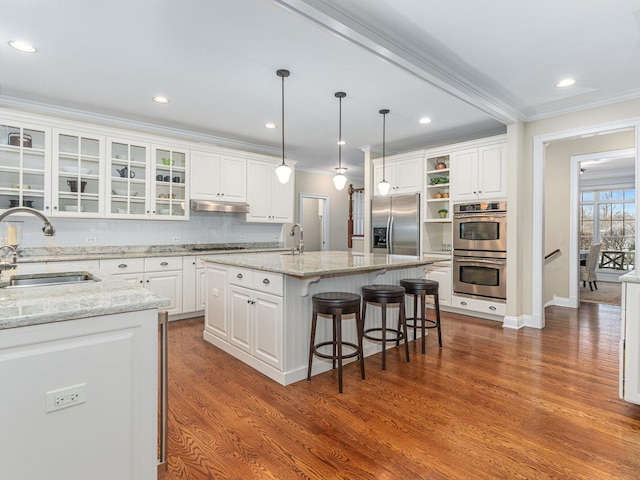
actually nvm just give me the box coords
[2,271,98,288]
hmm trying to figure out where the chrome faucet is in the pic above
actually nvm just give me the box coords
[290,223,304,255]
[0,207,56,276]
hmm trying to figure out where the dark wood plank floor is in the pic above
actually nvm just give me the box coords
[162,303,640,479]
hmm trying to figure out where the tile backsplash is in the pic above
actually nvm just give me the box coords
[13,211,284,248]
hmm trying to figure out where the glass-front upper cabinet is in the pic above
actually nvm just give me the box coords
[0,120,49,213]
[52,130,104,217]
[152,146,188,220]
[106,137,150,218]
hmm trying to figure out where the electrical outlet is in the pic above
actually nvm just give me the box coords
[46,383,87,413]
[86,236,96,243]
[172,236,181,242]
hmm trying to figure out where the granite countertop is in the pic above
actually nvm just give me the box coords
[0,271,170,330]
[15,243,286,263]
[201,251,437,278]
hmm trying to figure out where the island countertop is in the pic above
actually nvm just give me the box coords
[200,251,436,278]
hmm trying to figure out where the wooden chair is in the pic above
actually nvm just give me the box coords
[580,244,601,291]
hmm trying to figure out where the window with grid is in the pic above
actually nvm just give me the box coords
[580,188,635,270]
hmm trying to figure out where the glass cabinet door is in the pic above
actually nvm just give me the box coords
[0,121,49,212]
[53,130,103,216]
[107,138,150,218]
[152,146,188,220]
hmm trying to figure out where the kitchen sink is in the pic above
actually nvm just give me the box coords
[2,271,99,288]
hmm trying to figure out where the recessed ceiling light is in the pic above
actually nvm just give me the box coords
[419,117,432,124]
[152,96,170,104]
[264,123,277,129]
[8,40,37,53]
[556,78,576,88]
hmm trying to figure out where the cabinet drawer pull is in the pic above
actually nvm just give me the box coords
[489,305,496,311]
[118,264,128,268]
[262,278,270,285]
[160,261,169,266]
[460,301,468,306]
[236,273,243,279]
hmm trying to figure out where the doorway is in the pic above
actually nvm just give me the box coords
[299,194,329,252]
[532,121,639,328]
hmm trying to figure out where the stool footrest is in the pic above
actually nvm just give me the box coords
[405,318,438,328]
[313,341,361,361]
[363,327,404,343]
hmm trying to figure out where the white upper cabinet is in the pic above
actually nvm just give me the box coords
[373,156,423,196]
[151,146,189,220]
[246,159,294,223]
[0,119,50,214]
[106,137,151,218]
[52,129,104,217]
[450,142,506,201]
[190,151,246,202]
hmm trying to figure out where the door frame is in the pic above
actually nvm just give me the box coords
[298,193,330,251]
[532,119,639,328]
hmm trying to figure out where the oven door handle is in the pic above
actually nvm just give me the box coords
[454,257,507,265]
[453,212,506,220]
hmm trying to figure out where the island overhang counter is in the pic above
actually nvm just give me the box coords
[200,251,437,385]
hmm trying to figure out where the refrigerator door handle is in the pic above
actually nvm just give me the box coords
[388,216,393,254]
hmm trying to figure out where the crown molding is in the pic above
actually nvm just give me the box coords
[0,95,282,157]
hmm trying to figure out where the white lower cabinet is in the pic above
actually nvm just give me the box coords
[204,265,283,371]
[451,294,506,318]
[425,261,452,306]
[100,257,182,316]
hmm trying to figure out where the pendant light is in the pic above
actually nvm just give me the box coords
[275,69,292,184]
[377,109,391,196]
[333,91,348,191]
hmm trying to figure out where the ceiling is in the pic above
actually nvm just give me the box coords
[1,0,639,180]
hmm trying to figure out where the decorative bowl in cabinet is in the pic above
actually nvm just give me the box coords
[64,205,85,212]
[159,208,171,215]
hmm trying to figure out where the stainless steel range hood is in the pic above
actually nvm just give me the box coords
[190,200,250,214]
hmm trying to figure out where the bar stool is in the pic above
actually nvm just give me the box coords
[361,285,410,371]
[308,292,365,393]
[400,279,442,354]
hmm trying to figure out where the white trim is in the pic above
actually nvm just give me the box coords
[502,314,525,329]
[532,119,640,328]
[298,193,330,251]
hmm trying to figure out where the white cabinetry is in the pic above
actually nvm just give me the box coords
[100,257,182,315]
[451,294,505,318]
[425,261,452,306]
[621,279,640,405]
[0,310,158,480]
[451,143,506,201]
[190,151,246,202]
[0,119,50,213]
[246,159,293,223]
[373,156,422,196]
[182,255,206,314]
[205,265,283,370]
[52,129,104,217]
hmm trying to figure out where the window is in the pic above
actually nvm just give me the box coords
[580,188,635,270]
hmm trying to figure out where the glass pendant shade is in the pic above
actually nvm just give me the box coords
[275,69,291,184]
[276,162,292,184]
[333,168,347,190]
[377,179,391,196]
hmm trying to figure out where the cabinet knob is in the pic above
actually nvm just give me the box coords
[160,261,169,266]
[118,263,127,268]
[237,273,243,279]
[262,278,270,285]
[146,279,150,283]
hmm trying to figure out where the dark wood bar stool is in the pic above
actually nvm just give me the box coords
[400,278,442,354]
[361,284,410,370]
[308,292,365,393]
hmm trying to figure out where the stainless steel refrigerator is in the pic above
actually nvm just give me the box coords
[371,193,421,255]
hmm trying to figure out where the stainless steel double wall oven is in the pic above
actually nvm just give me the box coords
[452,201,507,301]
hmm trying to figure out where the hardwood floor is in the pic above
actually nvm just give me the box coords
[162,304,640,479]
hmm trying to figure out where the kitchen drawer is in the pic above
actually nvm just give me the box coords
[252,271,283,296]
[100,257,144,275]
[228,266,253,288]
[144,256,182,272]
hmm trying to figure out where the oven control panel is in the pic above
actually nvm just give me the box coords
[454,201,506,213]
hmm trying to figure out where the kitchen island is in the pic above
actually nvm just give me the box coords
[0,272,168,480]
[201,251,436,385]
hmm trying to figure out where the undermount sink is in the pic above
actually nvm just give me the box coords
[3,271,99,288]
